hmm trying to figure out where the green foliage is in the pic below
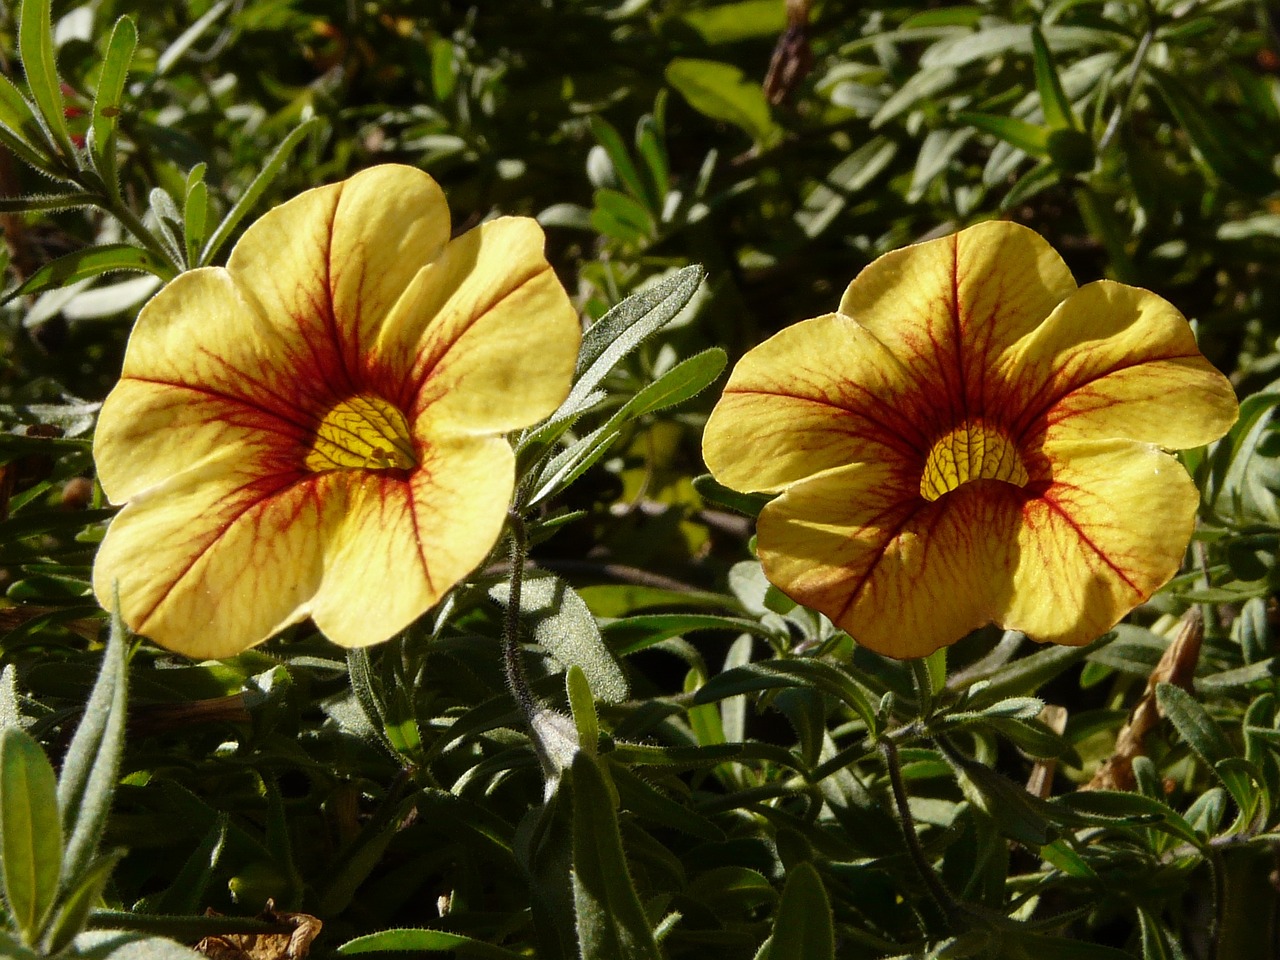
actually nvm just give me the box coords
[3,1,1280,958]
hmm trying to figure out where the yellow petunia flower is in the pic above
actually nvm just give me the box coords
[703,221,1238,660]
[92,164,581,659]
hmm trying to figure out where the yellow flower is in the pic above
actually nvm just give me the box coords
[92,165,581,658]
[703,221,1238,659]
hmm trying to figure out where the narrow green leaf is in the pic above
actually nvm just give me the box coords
[529,348,724,504]
[691,474,774,518]
[1138,907,1187,960]
[18,0,75,159]
[590,116,655,210]
[0,73,60,172]
[0,192,97,213]
[0,665,20,732]
[565,265,705,415]
[955,111,1050,154]
[184,175,208,269]
[338,928,527,958]
[40,849,123,955]
[142,815,227,914]
[964,633,1113,708]
[199,117,321,265]
[634,114,670,205]
[609,764,723,841]
[765,862,834,960]
[57,605,129,890]
[571,753,662,960]
[1156,683,1234,766]
[491,571,628,703]
[89,16,137,189]
[0,726,62,944]
[695,660,877,732]
[1149,68,1276,194]
[566,666,599,757]
[155,0,234,76]
[2,243,174,304]
[1030,25,1077,131]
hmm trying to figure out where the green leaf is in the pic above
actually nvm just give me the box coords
[337,928,527,958]
[665,58,780,146]
[566,666,599,757]
[764,862,834,960]
[604,613,778,656]
[691,474,774,518]
[697,659,878,732]
[18,0,75,160]
[1030,25,1076,131]
[0,191,97,213]
[963,633,1114,708]
[1156,683,1234,766]
[1138,908,1187,960]
[40,850,123,956]
[529,348,724,504]
[2,243,174,304]
[570,753,662,960]
[955,111,1049,154]
[566,265,705,416]
[0,73,60,173]
[57,605,129,890]
[590,116,655,210]
[154,0,234,77]
[0,667,19,733]
[89,16,137,189]
[491,571,628,703]
[184,175,208,268]
[199,117,321,265]
[138,815,227,915]
[0,726,62,944]
[1149,68,1277,194]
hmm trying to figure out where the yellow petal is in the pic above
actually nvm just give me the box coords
[95,268,314,504]
[838,220,1077,424]
[756,462,1022,658]
[370,217,580,435]
[999,439,1199,645]
[226,164,450,379]
[702,313,928,493]
[93,452,335,659]
[1000,281,1238,449]
[310,436,514,646]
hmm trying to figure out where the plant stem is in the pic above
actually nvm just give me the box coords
[503,510,538,724]
[879,737,962,924]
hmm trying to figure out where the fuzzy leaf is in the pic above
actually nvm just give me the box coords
[0,726,62,944]
[571,753,662,960]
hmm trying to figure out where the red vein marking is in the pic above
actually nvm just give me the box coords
[125,376,316,439]
[724,389,927,460]
[832,500,924,626]
[405,475,435,595]
[134,471,319,630]
[1036,493,1141,595]
[411,264,547,399]
[1011,350,1204,445]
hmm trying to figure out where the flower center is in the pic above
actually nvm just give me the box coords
[305,394,417,472]
[919,420,1029,502]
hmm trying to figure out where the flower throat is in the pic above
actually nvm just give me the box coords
[919,420,1029,502]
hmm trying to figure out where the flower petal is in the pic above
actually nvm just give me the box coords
[838,220,1077,427]
[999,439,1199,645]
[226,164,450,381]
[1000,281,1238,449]
[93,453,333,660]
[309,436,514,646]
[370,217,579,435]
[95,269,314,504]
[757,462,1022,658]
[702,313,927,493]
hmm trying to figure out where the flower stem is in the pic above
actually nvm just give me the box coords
[502,510,538,724]
[879,737,961,924]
